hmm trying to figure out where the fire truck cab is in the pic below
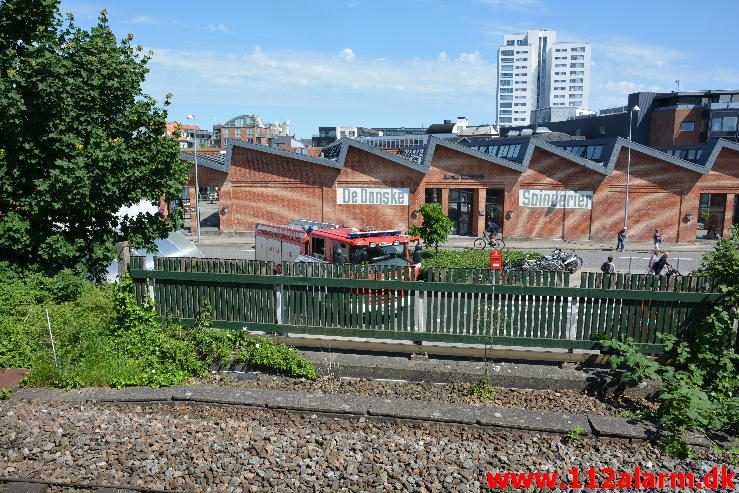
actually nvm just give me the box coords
[255,220,421,270]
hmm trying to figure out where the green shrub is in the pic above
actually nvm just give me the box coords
[236,336,317,380]
[421,249,540,269]
[0,271,316,388]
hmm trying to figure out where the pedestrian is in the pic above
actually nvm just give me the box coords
[653,229,662,250]
[600,255,616,274]
[486,218,500,239]
[652,251,669,275]
[412,243,423,264]
[647,248,661,274]
[616,227,627,252]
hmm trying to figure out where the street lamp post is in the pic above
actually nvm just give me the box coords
[186,114,200,242]
[624,105,640,228]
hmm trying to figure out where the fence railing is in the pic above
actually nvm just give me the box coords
[129,257,725,353]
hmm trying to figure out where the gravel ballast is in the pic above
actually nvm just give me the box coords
[1,399,732,492]
[206,373,653,418]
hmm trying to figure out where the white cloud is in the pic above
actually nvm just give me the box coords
[457,51,482,64]
[438,51,448,62]
[207,23,231,33]
[144,45,497,109]
[125,15,159,25]
[478,0,542,12]
[339,48,355,62]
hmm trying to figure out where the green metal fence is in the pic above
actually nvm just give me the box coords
[129,257,724,352]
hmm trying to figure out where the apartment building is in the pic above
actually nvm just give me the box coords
[496,29,591,127]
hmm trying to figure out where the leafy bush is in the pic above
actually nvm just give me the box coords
[421,249,541,269]
[236,336,317,380]
[0,271,317,388]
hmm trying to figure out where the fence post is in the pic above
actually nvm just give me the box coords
[414,288,425,334]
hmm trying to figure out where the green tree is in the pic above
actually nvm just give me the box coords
[408,203,453,255]
[0,0,188,281]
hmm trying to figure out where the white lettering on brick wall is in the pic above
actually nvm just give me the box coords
[337,188,410,206]
[519,189,593,209]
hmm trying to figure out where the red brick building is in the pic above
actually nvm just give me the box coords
[181,135,739,243]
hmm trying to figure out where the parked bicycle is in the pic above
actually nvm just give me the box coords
[664,263,681,277]
[543,248,583,273]
[473,232,506,250]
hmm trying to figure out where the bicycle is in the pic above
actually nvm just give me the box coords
[474,232,506,250]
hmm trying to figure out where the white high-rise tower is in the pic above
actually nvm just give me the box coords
[495,29,591,127]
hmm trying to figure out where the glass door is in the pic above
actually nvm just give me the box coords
[696,193,727,239]
[448,189,473,235]
[485,189,505,235]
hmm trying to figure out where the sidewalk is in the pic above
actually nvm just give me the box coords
[443,235,716,253]
[181,230,716,253]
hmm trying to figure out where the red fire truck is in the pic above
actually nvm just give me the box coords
[255,220,422,272]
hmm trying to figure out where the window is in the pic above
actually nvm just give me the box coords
[501,72,513,78]
[499,117,512,123]
[501,49,514,56]
[501,65,513,71]
[569,93,583,99]
[500,80,512,86]
[501,57,514,64]
[570,70,584,75]
[506,40,515,46]
[555,63,567,68]
[500,87,513,93]
[500,102,512,108]
[514,95,526,98]
[515,57,527,61]
[499,110,512,115]
[515,50,528,54]
[425,188,442,204]
[680,121,695,132]
[570,63,585,68]
[587,145,603,160]
[571,47,586,52]
[712,116,739,132]
[569,86,584,91]
[570,78,583,83]
[570,55,585,60]
[514,103,526,106]
[500,95,513,100]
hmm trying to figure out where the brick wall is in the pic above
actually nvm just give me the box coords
[211,142,739,243]
[649,107,705,147]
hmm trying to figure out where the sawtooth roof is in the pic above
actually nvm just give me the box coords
[188,136,739,178]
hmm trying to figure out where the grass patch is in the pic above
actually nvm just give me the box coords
[421,249,540,269]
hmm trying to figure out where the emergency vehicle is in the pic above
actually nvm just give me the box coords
[255,220,422,273]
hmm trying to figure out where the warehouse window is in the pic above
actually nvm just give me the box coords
[425,188,442,204]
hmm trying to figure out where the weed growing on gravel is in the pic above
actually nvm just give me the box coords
[564,426,585,442]
[469,374,496,400]
[0,388,11,400]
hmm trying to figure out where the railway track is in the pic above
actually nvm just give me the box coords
[0,478,181,493]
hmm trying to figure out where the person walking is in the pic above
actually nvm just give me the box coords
[652,251,669,275]
[600,256,616,274]
[653,229,662,250]
[616,227,627,252]
[647,248,661,274]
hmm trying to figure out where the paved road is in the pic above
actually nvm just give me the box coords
[196,240,706,275]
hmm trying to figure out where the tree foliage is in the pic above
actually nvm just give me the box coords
[0,0,188,280]
[408,203,453,255]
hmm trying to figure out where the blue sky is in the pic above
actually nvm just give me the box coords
[61,0,739,139]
